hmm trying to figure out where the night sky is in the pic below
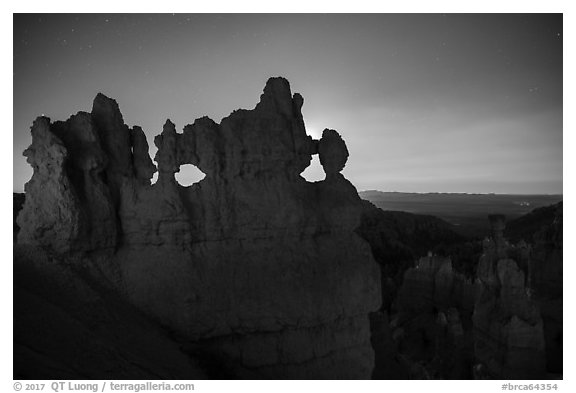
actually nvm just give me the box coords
[13,14,563,194]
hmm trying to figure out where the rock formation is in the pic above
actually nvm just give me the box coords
[354,200,477,379]
[17,117,83,254]
[472,216,547,379]
[390,255,475,379]
[396,256,474,314]
[15,76,561,380]
[529,204,562,374]
[364,208,561,380]
[506,203,563,374]
[356,201,466,309]
[16,77,381,379]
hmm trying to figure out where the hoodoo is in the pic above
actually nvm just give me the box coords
[16,77,382,378]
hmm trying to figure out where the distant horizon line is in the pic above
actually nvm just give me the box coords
[12,188,564,197]
[358,190,563,196]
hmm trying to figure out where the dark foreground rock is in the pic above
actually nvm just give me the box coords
[14,244,207,379]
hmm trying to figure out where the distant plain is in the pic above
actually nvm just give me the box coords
[359,191,563,238]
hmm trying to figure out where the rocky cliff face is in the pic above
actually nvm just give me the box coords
[356,201,466,310]
[364,208,559,380]
[16,77,381,379]
[506,203,563,374]
[388,255,475,379]
[472,215,547,379]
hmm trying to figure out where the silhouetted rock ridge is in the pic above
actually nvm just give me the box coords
[16,77,381,379]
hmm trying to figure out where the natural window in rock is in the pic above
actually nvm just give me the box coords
[175,164,206,186]
[306,125,322,140]
[150,171,159,185]
[301,154,325,182]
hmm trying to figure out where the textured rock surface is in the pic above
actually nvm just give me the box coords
[507,203,563,374]
[389,255,475,379]
[472,217,547,379]
[356,201,477,379]
[51,113,118,252]
[354,198,561,379]
[397,256,474,314]
[356,200,465,309]
[365,207,561,380]
[16,77,381,379]
[17,117,83,254]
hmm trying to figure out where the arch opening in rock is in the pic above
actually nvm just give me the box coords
[306,125,322,140]
[150,171,159,185]
[301,154,325,182]
[175,164,206,187]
